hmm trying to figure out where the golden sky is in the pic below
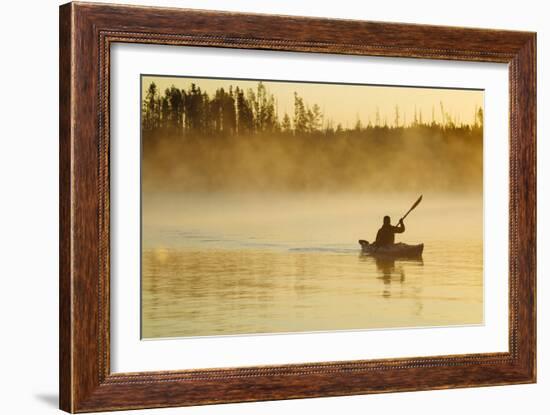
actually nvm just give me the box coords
[142,75,484,127]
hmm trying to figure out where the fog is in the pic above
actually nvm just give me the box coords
[141,192,483,338]
[142,128,482,193]
[140,79,484,338]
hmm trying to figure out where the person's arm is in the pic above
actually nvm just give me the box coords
[394,219,405,233]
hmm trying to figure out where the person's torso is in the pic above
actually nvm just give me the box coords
[376,225,395,246]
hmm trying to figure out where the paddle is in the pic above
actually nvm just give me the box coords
[359,195,423,251]
[400,195,423,222]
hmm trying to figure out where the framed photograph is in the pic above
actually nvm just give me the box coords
[59,2,536,412]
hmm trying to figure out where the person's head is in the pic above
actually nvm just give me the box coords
[383,215,391,225]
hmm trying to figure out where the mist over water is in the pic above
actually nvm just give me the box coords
[142,130,483,193]
[140,78,484,338]
[142,192,483,338]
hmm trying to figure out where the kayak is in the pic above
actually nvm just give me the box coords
[358,240,424,258]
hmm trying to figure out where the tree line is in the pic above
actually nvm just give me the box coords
[141,81,484,138]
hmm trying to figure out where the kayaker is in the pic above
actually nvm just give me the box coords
[374,216,405,247]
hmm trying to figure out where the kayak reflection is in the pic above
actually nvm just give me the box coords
[359,254,424,298]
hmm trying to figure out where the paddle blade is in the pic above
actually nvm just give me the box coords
[401,195,423,220]
[411,195,423,210]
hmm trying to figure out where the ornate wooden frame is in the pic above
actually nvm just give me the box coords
[59,2,536,412]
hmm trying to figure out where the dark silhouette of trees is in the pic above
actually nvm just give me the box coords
[141,80,483,192]
[165,86,184,131]
[281,113,292,133]
[293,92,308,135]
[290,92,323,135]
[182,84,206,133]
[142,82,161,131]
[142,79,483,140]
[211,87,236,135]
[308,104,323,133]
[476,107,484,128]
[235,87,254,135]
[394,105,400,128]
[253,82,278,133]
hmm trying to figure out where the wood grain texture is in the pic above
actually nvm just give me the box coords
[59,3,73,411]
[59,2,536,412]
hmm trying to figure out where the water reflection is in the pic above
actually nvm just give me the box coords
[359,254,424,298]
[142,245,481,338]
[141,193,483,338]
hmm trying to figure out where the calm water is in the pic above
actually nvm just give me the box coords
[141,193,483,338]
